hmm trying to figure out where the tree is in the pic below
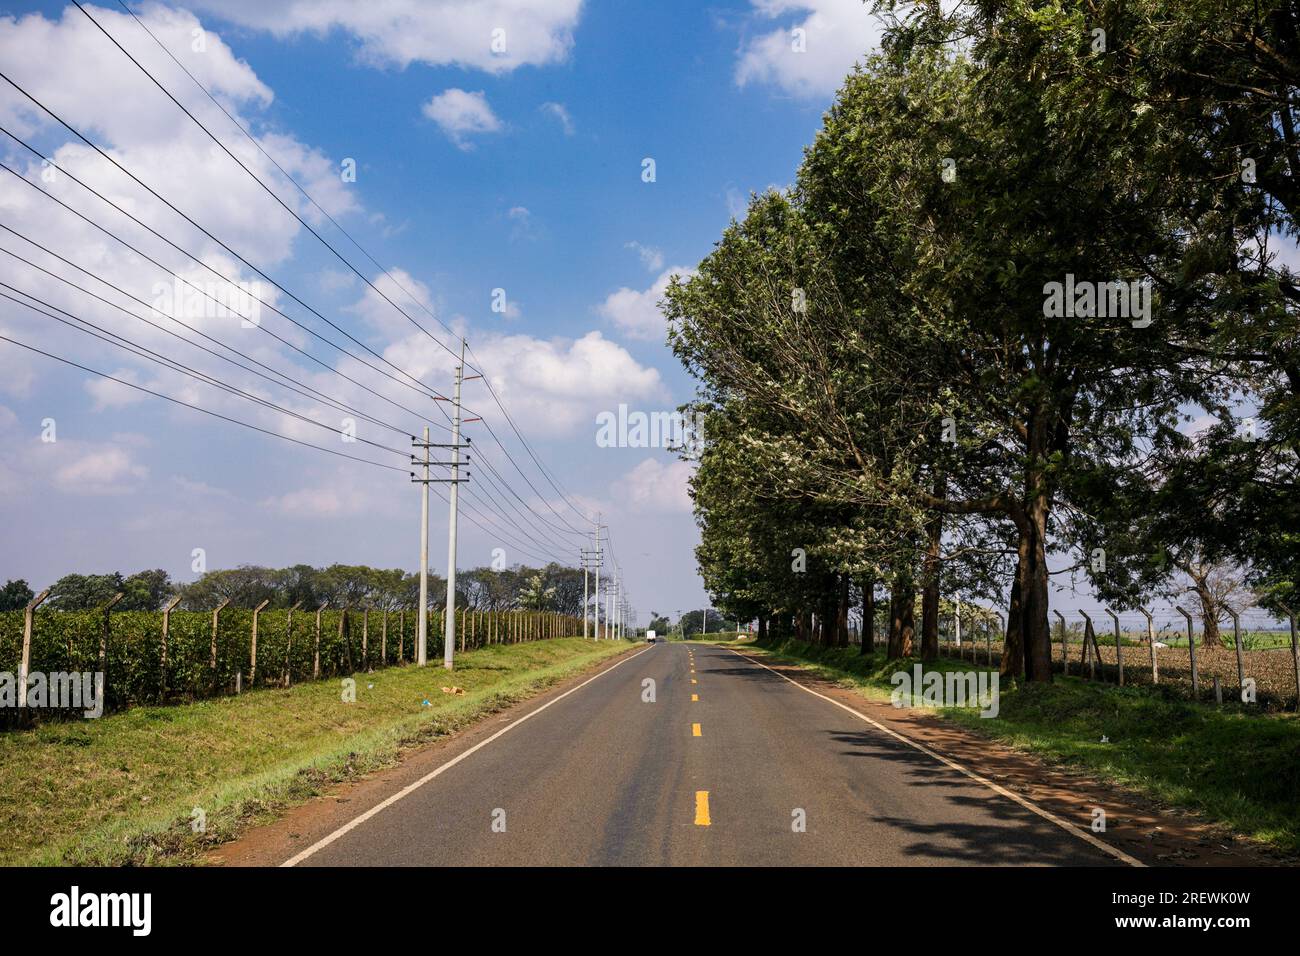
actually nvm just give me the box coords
[120,569,172,611]
[47,572,125,610]
[0,579,34,611]
[518,572,556,611]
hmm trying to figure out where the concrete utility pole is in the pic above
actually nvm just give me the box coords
[594,519,603,639]
[410,338,472,669]
[580,538,600,639]
[417,425,430,666]
[613,574,620,641]
[444,338,466,671]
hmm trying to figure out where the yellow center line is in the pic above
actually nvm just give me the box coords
[691,678,697,684]
[694,790,711,826]
[691,693,699,701]
[692,722,702,737]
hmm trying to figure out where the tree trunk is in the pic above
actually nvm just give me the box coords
[1001,569,1025,679]
[898,585,915,658]
[1022,487,1053,682]
[887,573,915,659]
[1190,574,1222,647]
[920,473,944,661]
[836,575,850,648]
[860,576,875,656]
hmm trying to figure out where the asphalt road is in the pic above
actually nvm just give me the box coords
[291,641,1124,866]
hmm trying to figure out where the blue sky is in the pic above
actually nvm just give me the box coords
[0,0,884,620]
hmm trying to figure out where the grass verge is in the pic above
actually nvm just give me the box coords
[735,637,1300,856]
[0,637,636,866]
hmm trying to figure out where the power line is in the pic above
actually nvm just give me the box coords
[0,330,408,472]
[4,34,605,581]
[0,228,411,440]
[53,7,600,546]
[0,287,410,459]
[0,148,452,430]
[76,0,469,370]
[465,341,596,530]
[105,0,470,362]
[0,75,452,405]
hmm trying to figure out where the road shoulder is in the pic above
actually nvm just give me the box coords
[212,642,648,866]
[722,643,1290,868]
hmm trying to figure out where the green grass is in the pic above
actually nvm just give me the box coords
[739,637,1300,856]
[0,637,636,866]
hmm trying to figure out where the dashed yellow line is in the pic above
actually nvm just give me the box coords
[692,722,702,737]
[691,693,699,702]
[690,678,697,684]
[694,790,711,826]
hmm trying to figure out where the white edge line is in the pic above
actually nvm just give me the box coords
[729,648,1146,868]
[281,643,657,867]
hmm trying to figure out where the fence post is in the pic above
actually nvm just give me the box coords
[362,607,369,670]
[1175,606,1199,699]
[1285,606,1299,712]
[97,592,124,708]
[314,601,329,679]
[1105,609,1123,686]
[1052,609,1068,675]
[1079,611,1097,680]
[285,600,301,687]
[399,608,405,663]
[250,598,270,687]
[339,606,352,674]
[210,597,230,692]
[1139,607,1158,684]
[381,607,389,665]
[1227,608,1245,698]
[160,595,181,699]
[18,588,51,709]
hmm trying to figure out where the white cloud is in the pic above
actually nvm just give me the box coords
[0,6,413,481]
[52,446,148,493]
[0,5,271,149]
[345,267,437,341]
[540,101,575,135]
[184,0,583,73]
[506,204,536,242]
[3,433,152,496]
[735,0,884,99]
[725,185,749,219]
[422,89,503,149]
[625,241,664,272]
[380,326,666,438]
[84,368,149,411]
[261,463,409,520]
[620,457,694,513]
[598,266,694,342]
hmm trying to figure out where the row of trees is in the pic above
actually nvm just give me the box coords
[665,0,1298,678]
[0,562,610,619]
